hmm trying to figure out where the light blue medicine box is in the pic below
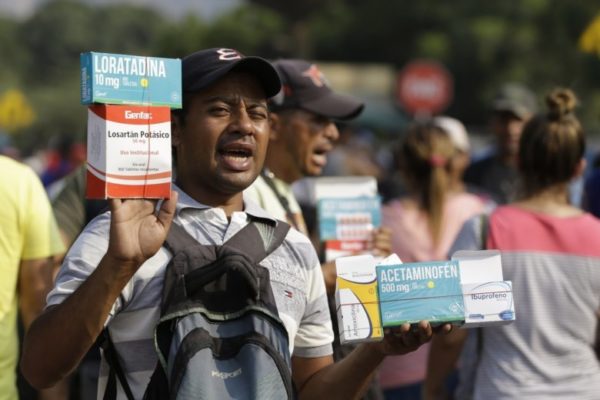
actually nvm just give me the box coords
[377,260,465,326]
[81,52,182,108]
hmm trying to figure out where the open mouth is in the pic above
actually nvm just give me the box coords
[311,145,332,167]
[218,142,255,171]
[219,147,252,158]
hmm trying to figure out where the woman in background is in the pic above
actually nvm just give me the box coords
[424,88,600,399]
[379,122,487,399]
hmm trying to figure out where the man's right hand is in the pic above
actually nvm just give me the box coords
[107,191,178,269]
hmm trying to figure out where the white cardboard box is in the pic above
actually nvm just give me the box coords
[452,250,515,327]
[461,281,515,327]
[335,255,384,344]
[86,104,172,199]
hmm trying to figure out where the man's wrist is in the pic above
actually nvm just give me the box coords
[358,341,388,364]
[101,253,143,278]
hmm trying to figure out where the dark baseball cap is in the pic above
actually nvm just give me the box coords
[182,48,281,98]
[491,83,538,119]
[270,59,364,120]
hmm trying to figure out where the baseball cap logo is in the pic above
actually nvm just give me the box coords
[302,64,327,87]
[216,48,242,61]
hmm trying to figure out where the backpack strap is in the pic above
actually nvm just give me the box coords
[163,221,207,256]
[97,328,135,400]
[224,217,291,264]
[260,168,300,231]
[479,213,489,250]
[474,212,490,386]
[163,217,290,262]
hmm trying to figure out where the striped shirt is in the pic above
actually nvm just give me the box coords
[46,185,334,400]
[245,173,309,236]
[451,205,600,399]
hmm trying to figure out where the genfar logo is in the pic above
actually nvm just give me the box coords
[217,48,242,61]
[125,110,152,120]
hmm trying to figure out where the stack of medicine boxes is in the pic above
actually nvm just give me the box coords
[335,250,515,344]
[314,176,382,262]
[80,52,181,199]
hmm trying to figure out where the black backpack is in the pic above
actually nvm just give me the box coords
[99,217,294,400]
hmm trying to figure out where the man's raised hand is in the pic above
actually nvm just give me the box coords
[107,190,178,268]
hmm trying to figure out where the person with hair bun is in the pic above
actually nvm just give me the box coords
[424,88,600,400]
[379,123,487,400]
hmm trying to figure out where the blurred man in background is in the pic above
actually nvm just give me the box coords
[464,83,538,204]
[245,59,391,399]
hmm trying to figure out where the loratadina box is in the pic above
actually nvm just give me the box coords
[81,52,182,108]
[86,104,172,199]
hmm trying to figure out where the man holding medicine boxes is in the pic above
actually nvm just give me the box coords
[21,47,449,400]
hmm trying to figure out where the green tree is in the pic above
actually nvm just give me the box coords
[153,15,209,59]
[13,0,170,151]
[299,0,600,130]
[203,4,284,57]
[249,0,339,57]
[19,0,96,85]
[0,17,26,85]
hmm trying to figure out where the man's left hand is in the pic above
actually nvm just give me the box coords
[372,321,453,356]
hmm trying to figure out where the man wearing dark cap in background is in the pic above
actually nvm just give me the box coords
[21,48,440,400]
[245,59,392,399]
[246,59,364,236]
[246,59,391,284]
[464,83,538,204]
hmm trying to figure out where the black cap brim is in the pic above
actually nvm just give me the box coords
[184,56,281,98]
[300,91,364,121]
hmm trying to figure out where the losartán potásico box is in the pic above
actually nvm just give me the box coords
[80,52,182,108]
[86,104,172,199]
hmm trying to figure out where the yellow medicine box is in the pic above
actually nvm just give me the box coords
[335,254,384,344]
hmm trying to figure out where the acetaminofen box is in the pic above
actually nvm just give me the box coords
[81,52,181,108]
[86,104,172,199]
[377,260,465,327]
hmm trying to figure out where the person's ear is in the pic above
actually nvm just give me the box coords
[573,157,587,179]
[269,112,280,141]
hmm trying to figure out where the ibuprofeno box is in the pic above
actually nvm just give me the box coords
[86,104,172,199]
[453,250,515,327]
[335,254,384,344]
[81,52,182,108]
[461,281,515,326]
[377,260,465,326]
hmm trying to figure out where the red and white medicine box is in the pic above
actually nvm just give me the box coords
[86,104,172,199]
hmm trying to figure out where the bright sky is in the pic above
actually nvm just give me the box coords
[0,0,241,20]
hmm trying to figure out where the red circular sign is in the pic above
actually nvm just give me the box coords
[396,60,453,116]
